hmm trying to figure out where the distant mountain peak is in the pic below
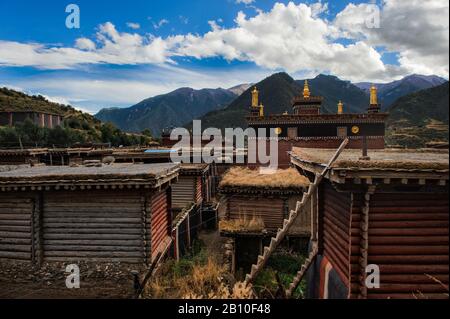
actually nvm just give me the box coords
[95,87,236,136]
[355,74,447,109]
[228,83,252,96]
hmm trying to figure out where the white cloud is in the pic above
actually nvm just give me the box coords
[0,1,448,82]
[0,22,176,69]
[152,19,169,30]
[310,1,329,17]
[5,64,269,113]
[75,38,96,51]
[126,22,141,30]
[236,0,255,5]
[177,2,399,81]
[334,0,449,78]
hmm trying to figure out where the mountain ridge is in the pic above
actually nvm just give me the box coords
[385,81,449,148]
[95,87,237,136]
[355,74,447,109]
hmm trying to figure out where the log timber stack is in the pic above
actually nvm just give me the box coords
[0,163,179,264]
[291,147,449,299]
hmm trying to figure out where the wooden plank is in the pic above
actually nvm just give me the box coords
[43,251,144,258]
[43,228,141,235]
[0,251,31,259]
[44,239,142,246]
[43,233,141,240]
[43,245,141,252]
[0,244,31,252]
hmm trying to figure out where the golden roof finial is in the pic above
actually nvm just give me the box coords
[338,100,344,114]
[251,86,259,107]
[370,84,378,105]
[259,102,264,117]
[303,80,310,99]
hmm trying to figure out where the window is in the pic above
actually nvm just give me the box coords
[337,126,348,137]
[288,127,298,139]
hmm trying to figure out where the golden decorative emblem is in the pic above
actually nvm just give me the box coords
[351,126,360,134]
[274,127,282,135]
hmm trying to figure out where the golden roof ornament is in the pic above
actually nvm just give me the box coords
[251,86,259,107]
[338,100,344,114]
[370,84,378,105]
[303,80,310,99]
[259,103,264,117]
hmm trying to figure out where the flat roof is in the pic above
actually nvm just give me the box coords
[219,167,309,193]
[291,147,449,184]
[0,163,179,191]
[180,163,210,175]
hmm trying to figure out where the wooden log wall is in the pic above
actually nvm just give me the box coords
[195,176,202,204]
[1,188,174,264]
[0,194,34,261]
[228,196,284,231]
[172,176,196,209]
[320,182,352,289]
[351,192,449,299]
[150,189,170,260]
[42,191,145,263]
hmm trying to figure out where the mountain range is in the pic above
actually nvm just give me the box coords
[0,87,152,148]
[95,87,236,136]
[386,82,449,148]
[95,73,447,137]
[355,74,447,110]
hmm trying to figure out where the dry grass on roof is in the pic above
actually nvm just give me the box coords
[220,167,309,189]
[292,147,449,171]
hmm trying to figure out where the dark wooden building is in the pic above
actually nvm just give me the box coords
[247,82,387,149]
[218,167,310,273]
[170,163,220,260]
[246,82,388,168]
[0,148,114,166]
[0,111,63,129]
[0,163,179,264]
[291,147,449,299]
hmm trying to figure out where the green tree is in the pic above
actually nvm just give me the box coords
[47,126,70,147]
[17,119,47,147]
[0,127,20,148]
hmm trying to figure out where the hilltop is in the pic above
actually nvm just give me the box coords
[0,87,152,148]
[95,87,236,136]
[386,82,449,148]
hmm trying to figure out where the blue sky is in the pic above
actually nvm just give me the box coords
[0,0,448,113]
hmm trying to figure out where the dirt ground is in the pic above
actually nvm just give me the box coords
[0,260,146,299]
[198,228,226,264]
[0,227,225,299]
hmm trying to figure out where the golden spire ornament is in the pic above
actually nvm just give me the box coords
[259,103,264,117]
[370,85,378,105]
[251,86,259,107]
[303,80,310,99]
[338,100,344,114]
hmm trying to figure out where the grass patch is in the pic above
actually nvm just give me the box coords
[253,250,307,299]
[219,215,265,233]
[145,239,252,299]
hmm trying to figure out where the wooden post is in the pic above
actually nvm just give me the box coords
[48,114,53,129]
[175,227,180,261]
[311,184,318,243]
[141,194,148,265]
[359,185,376,299]
[186,209,191,248]
[33,193,44,267]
